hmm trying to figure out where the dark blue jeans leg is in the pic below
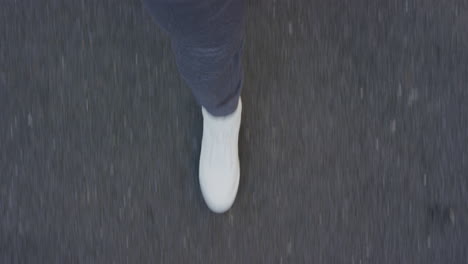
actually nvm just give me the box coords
[144,0,245,116]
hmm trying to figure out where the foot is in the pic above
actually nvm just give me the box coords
[199,98,242,213]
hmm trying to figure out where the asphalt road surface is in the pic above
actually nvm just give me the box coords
[1,0,468,263]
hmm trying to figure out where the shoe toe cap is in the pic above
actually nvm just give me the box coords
[199,171,239,213]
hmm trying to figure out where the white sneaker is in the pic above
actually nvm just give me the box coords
[199,98,242,213]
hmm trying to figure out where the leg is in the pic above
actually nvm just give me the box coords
[144,0,245,213]
[144,0,245,116]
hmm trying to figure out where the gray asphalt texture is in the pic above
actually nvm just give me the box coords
[1,0,468,263]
